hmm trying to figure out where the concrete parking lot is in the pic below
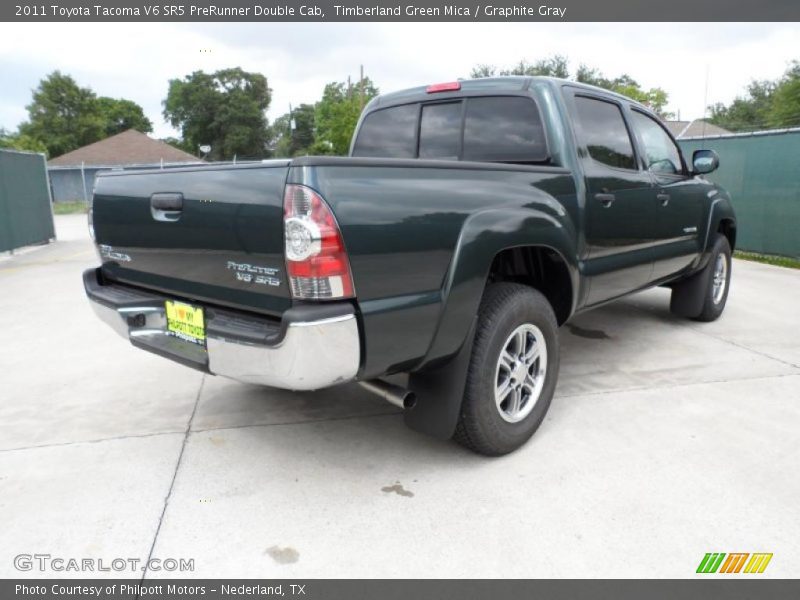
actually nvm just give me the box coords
[1,214,798,578]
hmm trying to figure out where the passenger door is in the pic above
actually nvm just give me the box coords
[568,92,657,306]
[629,109,705,281]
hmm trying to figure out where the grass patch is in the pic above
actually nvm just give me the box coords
[734,250,800,270]
[52,201,88,215]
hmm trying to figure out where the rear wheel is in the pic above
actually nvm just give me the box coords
[454,283,559,456]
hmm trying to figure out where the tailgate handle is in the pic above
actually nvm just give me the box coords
[151,193,183,222]
[151,193,183,211]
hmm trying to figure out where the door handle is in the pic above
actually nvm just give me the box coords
[657,193,670,207]
[594,192,615,207]
[150,193,183,222]
[151,193,183,211]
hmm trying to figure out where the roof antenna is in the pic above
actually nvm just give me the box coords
[701,65,710,147]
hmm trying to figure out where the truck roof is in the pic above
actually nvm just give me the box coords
[367,76,649,113]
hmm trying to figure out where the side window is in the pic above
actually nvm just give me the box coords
[418,102,462,159]
[631,111,684,175]
[352,104,418,158]
[573,96,636,170]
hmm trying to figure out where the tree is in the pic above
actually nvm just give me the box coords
[0,128,47,153]
[768,73,800,128]
[502,55,570,78]
[163,68,272,160]
[159,137,195,154]
[97,97,152,136]
[573,64,672,118]
[312,78,378,155]
[708,80,775,131]
[470,55,673,119]
[271,103,316,157]
[470,64,497,78]
[708,61,800,131]
[15,71,154,157]
[19,71,106,157]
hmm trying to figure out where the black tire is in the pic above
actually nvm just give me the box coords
[694,235,732,322]
[670,234,732,322]
[454,283,560,456]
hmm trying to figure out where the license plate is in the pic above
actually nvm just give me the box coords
[165,300,205,345]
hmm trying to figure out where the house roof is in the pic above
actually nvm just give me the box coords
[48,129,199,167]
[664,119,731,139]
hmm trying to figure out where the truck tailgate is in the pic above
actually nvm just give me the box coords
[91,162,291,317]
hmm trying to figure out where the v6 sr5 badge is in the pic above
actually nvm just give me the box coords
[226,261,281,287]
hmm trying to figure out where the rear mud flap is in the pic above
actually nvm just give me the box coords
[405,317,477,440]
[670,258,714,318]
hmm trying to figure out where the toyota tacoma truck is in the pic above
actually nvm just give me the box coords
[84,77,736,455]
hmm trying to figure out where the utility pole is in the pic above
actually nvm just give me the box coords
[359,64,365,110]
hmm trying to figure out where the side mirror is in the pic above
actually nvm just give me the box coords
[692,149,719,175]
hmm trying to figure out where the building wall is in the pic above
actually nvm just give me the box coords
[48,162,205,203]
[679,130,800,258]
[48,167,107,203]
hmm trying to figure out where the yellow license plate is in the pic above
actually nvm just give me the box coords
[165,301,205,344]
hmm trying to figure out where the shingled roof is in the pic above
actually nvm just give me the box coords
[48,129,199,167]
[664,119,731,139]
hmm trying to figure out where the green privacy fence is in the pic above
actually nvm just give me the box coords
[0,150,56,252]
[679,130,800,258]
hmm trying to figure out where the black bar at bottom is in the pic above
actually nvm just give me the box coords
[2,579,799,600]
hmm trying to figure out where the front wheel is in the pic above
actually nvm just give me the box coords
[670,234,732,322]
[454,283,560,456]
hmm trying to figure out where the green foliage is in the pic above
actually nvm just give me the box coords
[470,64,497,78]
[272,103,316,157]
[158,136,195,154]
[470,55,673,119]
[734,250,800,269]
[709,61,800,132]
[19,71,106,157]
[708,80,776,131]
[52,201,89,215]
[572,65,672,118]
[470,56,569,79]
[163,68,272,160]
[0,128,47,153]
[769,77,800,128]
[312,78,378,156]
[504,55,570,78]
[12,71,153,158]
[97,97,152,136]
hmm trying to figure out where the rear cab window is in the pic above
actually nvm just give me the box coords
[419,102,462,159]
[351,103,417,158]
[352,95,549,164]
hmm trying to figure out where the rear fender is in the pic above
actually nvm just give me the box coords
[694,192,736,271]
[422,207,578,367]
[405,207,578,440]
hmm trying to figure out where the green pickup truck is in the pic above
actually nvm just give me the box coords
[84,77,736,455]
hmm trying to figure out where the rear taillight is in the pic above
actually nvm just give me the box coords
[283,184,354,300]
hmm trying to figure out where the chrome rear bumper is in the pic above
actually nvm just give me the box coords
[84,269,360,391]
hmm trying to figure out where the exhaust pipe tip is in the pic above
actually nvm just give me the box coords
[359,380,416,410]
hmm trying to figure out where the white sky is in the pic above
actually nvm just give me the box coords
[1,22,798,138]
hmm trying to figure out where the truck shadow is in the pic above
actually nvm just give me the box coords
[190,289,683,461]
